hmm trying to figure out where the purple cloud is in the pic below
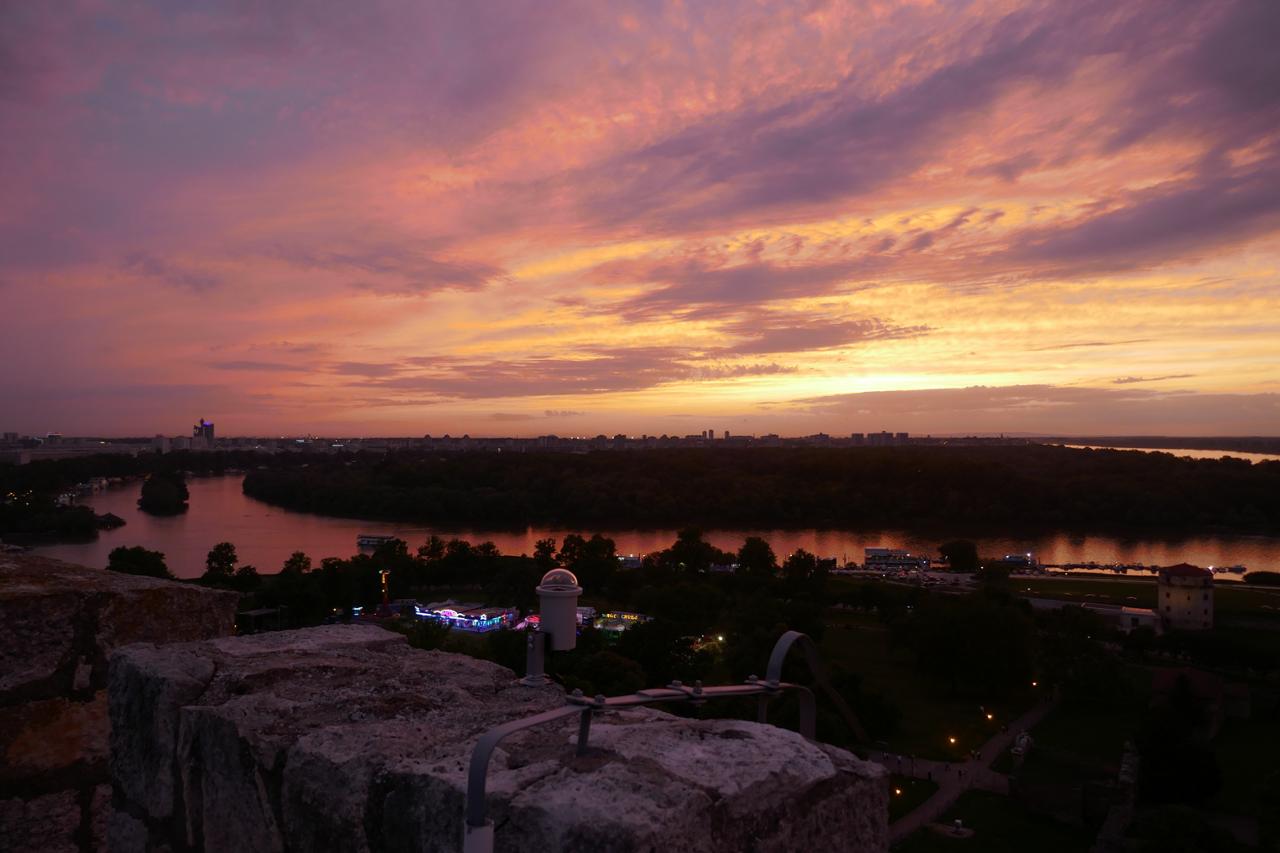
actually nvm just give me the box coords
[122,253,222,293]
[1112,375,1195,385]
[373,347,795,399]
[722,316,929,355]
[602,255,888,320]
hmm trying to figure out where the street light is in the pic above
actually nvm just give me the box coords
[948,736,957,745]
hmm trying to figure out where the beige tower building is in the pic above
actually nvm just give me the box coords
[1158,563,1213,631]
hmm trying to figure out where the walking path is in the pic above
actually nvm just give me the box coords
[869,696,1061,846]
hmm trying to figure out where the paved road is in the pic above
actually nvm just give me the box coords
[869,696,1060,846]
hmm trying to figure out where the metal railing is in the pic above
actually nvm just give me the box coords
[462,630,865,852]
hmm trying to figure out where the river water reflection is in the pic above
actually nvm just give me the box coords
[32,475,1280,579]
[1061,444,1280,464]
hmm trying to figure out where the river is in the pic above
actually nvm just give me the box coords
[1060,444,1280,464]
[29,475,1280,580]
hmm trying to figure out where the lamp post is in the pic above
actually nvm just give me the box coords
[378,569,391,616]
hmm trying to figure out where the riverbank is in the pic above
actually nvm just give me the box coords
[29,475,1280,580]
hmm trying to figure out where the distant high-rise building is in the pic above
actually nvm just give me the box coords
[724,430,730,440]
[193,418,215,445]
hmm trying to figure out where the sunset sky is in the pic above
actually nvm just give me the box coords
[2,0,1278,437]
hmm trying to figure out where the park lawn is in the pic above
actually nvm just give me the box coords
[821,621,1034,760]
[1017,577,1156,607]
[990,669,1149,778]
[824,607,887,631]
[1215,586,1280,622]
[1016,578,1280,622]
[896,791,1094,853]
[989,707,1130,784]
[890,775,938,823]
[1026,697,1144,769]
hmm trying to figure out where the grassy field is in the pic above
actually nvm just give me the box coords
[989,701,1138,781]
[1033,706,1131,765]
[896,791,1093,853]
[821,619,1036,760]
[1018,577,1157,605]
[1216,586,1280,622]
[989,668,1150,778]
[1017,577,1280,622]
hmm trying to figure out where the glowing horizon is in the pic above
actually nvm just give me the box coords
[2,1,1278,437]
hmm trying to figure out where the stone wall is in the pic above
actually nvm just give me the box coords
[109,624,888,852]
[0,556,237,853]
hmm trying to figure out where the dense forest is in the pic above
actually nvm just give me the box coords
[241,445,1280,535]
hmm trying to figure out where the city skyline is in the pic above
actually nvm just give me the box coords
[2,1,1278,436]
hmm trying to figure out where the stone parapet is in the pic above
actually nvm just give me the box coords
[108,624,888,852]
[0,556,237,852]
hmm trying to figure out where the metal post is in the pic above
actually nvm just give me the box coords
[520,628,549,686]
[796,685,817,740]
[576,707,592,755]
[462,821,493,853]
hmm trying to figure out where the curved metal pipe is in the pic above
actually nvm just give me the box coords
[765,630,868,743]
[466,704,583,828]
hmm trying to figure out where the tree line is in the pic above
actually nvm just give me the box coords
[242,445,1280,535]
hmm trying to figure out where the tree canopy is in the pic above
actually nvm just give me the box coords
[107,545,173,579]
[240,446,1280,535]
[137,472,190,515]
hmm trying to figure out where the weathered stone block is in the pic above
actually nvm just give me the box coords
[109,624,888,852]
[0,555,238,853]
[0,692,108,785]
[109,644,217,822]
[107,809,150,853]
[0,579,80,696]
[0,789,80,853]
[89,784,112,853]
[97,584,239,667]
[0,556,237,701]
